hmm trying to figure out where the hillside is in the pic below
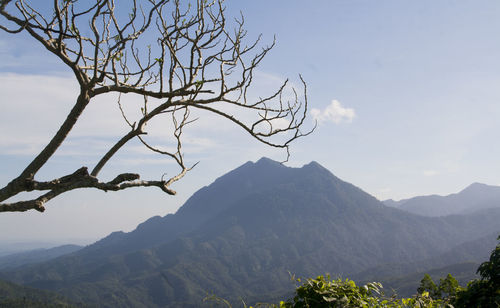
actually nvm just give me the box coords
[2,158,499,307]
[0,245,82,271]
[0,279,85,307]
[384,182,500,216]
[353,231,499,294]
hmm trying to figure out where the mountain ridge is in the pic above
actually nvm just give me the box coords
[0,244,82,271]
[383,182,500,216]
[2,158,499,307]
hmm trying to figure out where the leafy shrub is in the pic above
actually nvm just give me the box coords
[453,235,500,308]
[417,273,462,303]
[282,275,381,307]
[277,275,451,308]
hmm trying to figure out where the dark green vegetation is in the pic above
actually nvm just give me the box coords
[0,279,85,307]
[416,273,461,302]
[272,276,451,308]
[454,235,500,308]
[0,245,82,271]
[372,262,479,298]
[1,158,499,307]
[384,182,500,217]
[265,238,499,307]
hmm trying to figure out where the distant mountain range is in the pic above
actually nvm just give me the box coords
[1,158,499,307]
[0,244,82,271]
[383,182,500,216]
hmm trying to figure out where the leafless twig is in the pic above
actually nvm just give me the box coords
[0,0,314,212]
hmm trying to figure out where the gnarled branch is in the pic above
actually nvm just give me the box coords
[0,0,314,212]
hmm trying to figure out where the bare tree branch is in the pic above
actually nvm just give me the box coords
[0,0,314,212]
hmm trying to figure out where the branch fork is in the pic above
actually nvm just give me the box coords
[0,0,314,212]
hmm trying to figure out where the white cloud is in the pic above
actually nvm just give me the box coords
[0,73,76,154]
[423,170,438,177]
[114,157,177,166]
[0,136,48,156]
[0,73,139,156]
[311,100,355,124]
[0,71,298,163]
[270,118,291,131]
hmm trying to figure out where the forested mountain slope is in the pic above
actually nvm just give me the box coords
[0,279,85,307]
[2,158,499,307]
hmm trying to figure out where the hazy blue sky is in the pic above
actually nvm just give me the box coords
[1,1,500,245]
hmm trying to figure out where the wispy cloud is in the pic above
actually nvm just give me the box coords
[114,157,178,166]
[0,71,299,161]
[423,170,438,177]
[311,100,355,124]
[0,73,136,156]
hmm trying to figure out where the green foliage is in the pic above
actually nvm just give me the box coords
[282,275,381,308]
[453,235,500,308]
[0,279,85,308]
[417,274,439,298]
[417,273,462,302]
[276,275,452,308]
[477,235,500,286]
[438,274,461,300]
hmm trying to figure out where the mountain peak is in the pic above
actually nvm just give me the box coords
[255,158,329,173]
[302,160,326,170]
[255,157,283,166]
[460,182,494,194]
[465,182,488,188]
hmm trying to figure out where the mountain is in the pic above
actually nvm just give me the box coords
[0,279,86,307]
[0,245,82,271]
[383,182,500,216]
[0,241,75,257]
[2,158,499,307]
[353,231,499,292]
